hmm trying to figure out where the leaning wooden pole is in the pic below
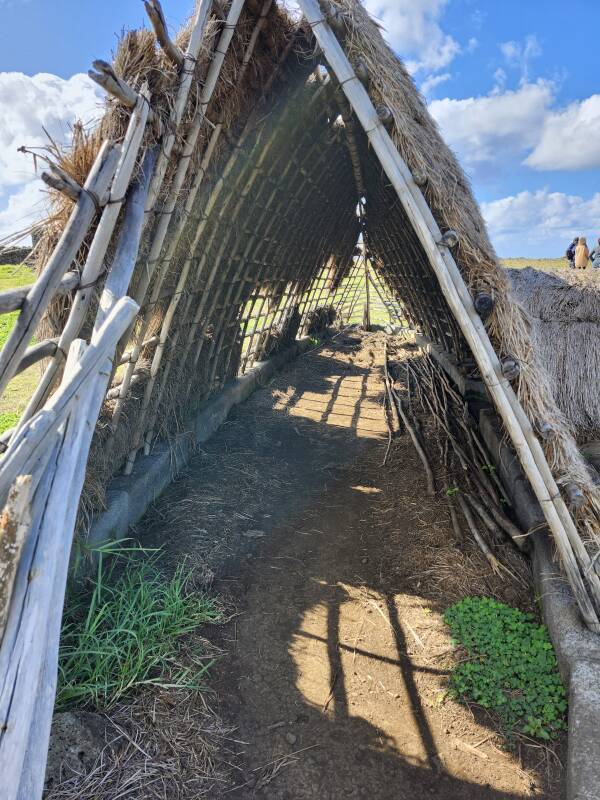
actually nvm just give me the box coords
[0,299,139,800]
[296,0,600,629]
[13,87,151,432]
[0,142,120,398]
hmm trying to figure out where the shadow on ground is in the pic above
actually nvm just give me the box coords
[137,331,564,799]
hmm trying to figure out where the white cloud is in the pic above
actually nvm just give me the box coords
[420,72,451,97]
[430,78,600,177]
[0,71,102,244]
[525,94,600,171]
[482,189,600,255]
[364,0,460,74]
[0,71,102,189]
[429,80,555,170]
[499,34,541,83]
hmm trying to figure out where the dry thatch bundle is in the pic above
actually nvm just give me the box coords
[507,267,600,442]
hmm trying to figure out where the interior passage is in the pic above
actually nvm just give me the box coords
[138,331,563,800]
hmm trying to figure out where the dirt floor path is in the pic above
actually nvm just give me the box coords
[138,330,564,799]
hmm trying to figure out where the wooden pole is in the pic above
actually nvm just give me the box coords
[144,0,184,66]
[145,0,214,214]
[13,88,151,431]
[0,299,138,800]
[0,271,79,315]
[0,142,120,399]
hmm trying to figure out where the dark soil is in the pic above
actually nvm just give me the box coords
[135,330,565,799]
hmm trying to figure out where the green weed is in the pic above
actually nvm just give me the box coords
[0,411,19,435]
[444,597,567,742]
[57,548,222,711]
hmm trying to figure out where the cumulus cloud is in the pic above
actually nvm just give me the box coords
[364,0,460,74]
[525,94,600,171]
[0,71,101,242]
[430,78,600,177]
[429,80,554,170]
[0,71,102,189]
[482,189,600,254]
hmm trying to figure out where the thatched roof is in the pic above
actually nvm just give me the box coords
[0,0,596,604]
[508,267,600,441]
[4,4,600,782]
[5,0,600,787]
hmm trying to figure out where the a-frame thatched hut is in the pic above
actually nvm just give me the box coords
[0,0,599,794]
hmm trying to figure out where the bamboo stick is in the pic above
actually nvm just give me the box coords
[145,0,214,214]
[110,124,222,433]
[126,26,302,424]
[123,119,278,467]
[215,121,350,377]
[145,85,345,443]
[205,121,335,380]
[221,86,341,374]
[111,0,245,433]
[0,141,120,400]
[298,0,600,629]
[132,0,243,310]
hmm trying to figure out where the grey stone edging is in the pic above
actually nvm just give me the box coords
[479,409,600,800]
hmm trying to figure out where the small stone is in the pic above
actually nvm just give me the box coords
[361,557,369,564]
[285,732,297,745]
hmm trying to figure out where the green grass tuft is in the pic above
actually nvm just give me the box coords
[0,264,35,350]
[444,597,567,741]
[57,549,222,711]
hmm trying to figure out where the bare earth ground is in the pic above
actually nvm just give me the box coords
[132,329,564,799]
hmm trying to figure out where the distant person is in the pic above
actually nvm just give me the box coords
[590,238,600,270]
[566,237,578,268]
[575,237,589,269]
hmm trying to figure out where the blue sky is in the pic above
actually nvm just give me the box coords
[1,0,600,256]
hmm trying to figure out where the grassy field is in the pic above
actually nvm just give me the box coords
[502,257,566,272]
[0,263,39,434]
